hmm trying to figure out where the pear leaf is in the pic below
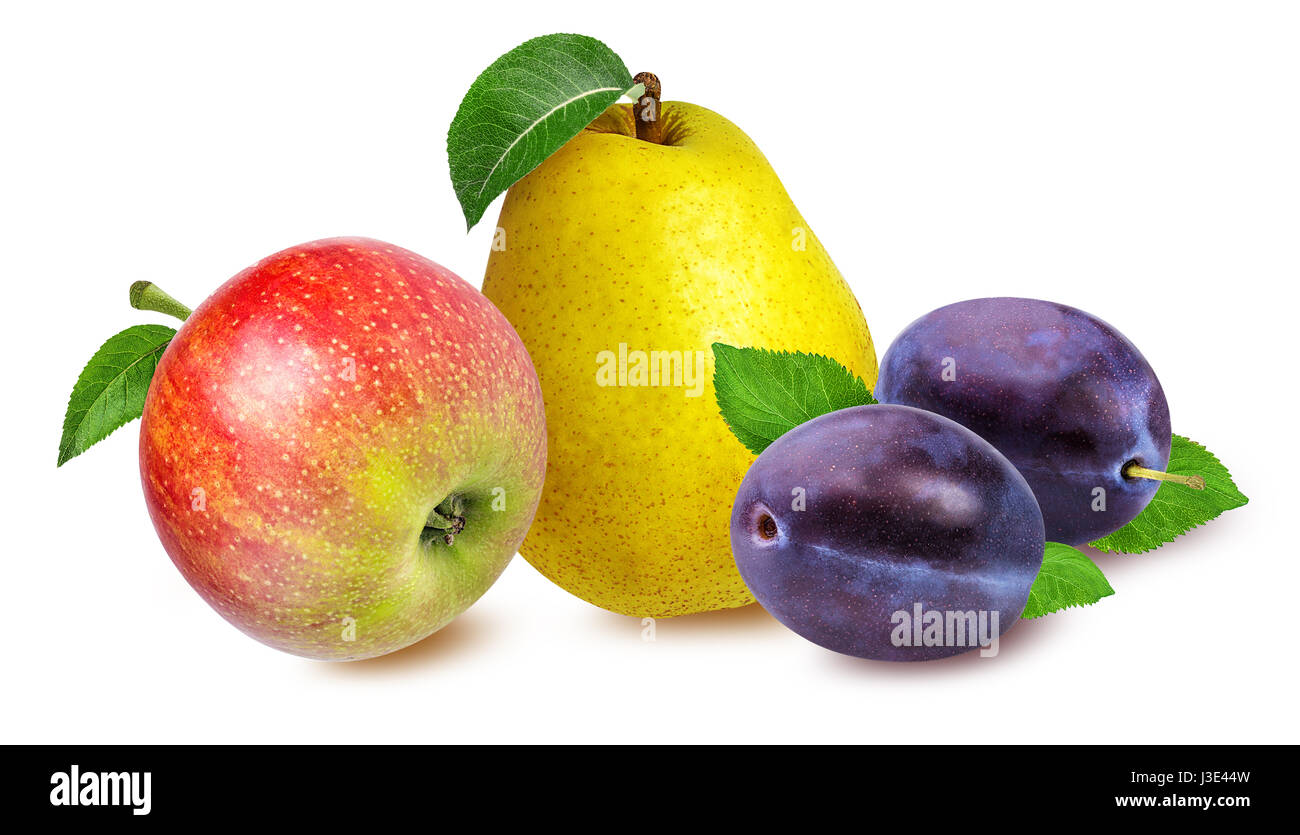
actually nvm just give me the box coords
[447,33,634,230]
[1021,542,1115,619]
[712,343,877,455]
[1089,434,1248,554]
[57,324,175,466]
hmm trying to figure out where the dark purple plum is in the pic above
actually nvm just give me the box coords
[730,404,1044,662]
[875,298,1172,546]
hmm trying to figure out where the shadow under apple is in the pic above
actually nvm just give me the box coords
[314,611,504,675]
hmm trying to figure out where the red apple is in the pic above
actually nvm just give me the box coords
[139,238,546,660]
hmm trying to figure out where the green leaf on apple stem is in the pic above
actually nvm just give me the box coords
[712,343,877,455]
[1089,434,1248,554]
[1021,542,1115,619]
[57,324,175,466]
[447,33,635,230]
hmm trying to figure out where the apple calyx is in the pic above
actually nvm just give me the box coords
[632,71,664,144]
[424,493,468,546]
[130,281,193,322]
[1123,461,1205,491]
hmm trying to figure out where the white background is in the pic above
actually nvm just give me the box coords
[2,1,1296,744]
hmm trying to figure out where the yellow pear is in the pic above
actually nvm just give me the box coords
[482,99,877,617]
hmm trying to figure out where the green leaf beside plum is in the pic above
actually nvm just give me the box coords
[711,343,877,455]
[1022,542,1115,618]
[1090,434,1248,554]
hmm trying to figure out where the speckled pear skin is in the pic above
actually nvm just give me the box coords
[731,405,1044,661]
[875,297,1171,545]
[482,102,878,617]
[140,238,546,660]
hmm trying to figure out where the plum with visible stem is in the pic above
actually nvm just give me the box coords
[875,297,1197,546]
[730,404,1044,662]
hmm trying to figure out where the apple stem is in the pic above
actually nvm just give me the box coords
[130,281,193,322]
[424,494,468,546]
[1123,462,1206,490]
[632,71,664,144]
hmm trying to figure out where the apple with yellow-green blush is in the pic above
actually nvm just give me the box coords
[140,238,546,660]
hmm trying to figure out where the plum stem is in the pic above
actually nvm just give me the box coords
[1124,463,1206,490]
[130,281,192,322]
[632,71,664,144]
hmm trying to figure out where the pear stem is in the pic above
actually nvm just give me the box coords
[130,281,192,322]
[1124,462,1206,490]
[632,71,664,144]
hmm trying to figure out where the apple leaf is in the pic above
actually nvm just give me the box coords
[1089,434,1248,554]
[712,343,877,455]
[57,324,175,466]
[447,33,634,230]
[1022,542,1115,619]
